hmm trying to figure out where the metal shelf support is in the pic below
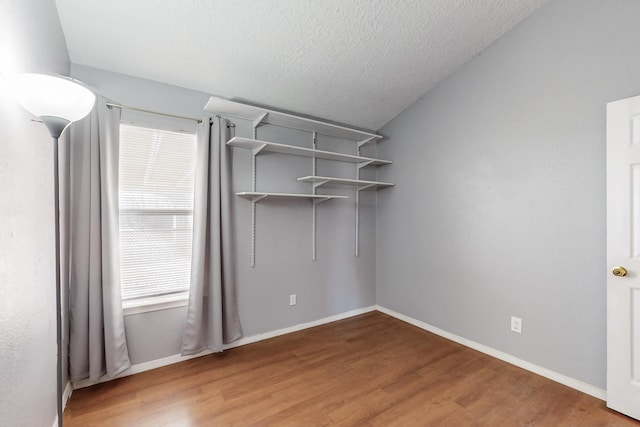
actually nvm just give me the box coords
[357,136,376,148]
[312,131,318,261]
[355,144,361,257]
[250,124,259,267]
[252,112,268,129]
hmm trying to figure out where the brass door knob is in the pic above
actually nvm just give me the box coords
[612,266,628,277]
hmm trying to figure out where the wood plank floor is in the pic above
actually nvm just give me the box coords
[64,311,639,426]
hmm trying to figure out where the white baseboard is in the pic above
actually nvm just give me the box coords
[224,305,377,350]
[73,305,376,389]
[375,305,607,401]
[73,304,604,402]
[62,380,73,409]
[53,381,73,426]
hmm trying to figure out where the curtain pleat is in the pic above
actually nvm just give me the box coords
[67,98,131,381]
[181,117,242,355]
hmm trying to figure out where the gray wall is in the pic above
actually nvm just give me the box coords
[71,65,377,365]
[0,0,70,426]
[377,0,640,390]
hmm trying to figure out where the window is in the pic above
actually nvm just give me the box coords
[118,123,196,308]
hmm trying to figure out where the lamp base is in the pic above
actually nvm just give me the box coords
[41,116,71,139]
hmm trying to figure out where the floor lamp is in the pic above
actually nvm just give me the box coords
[13,73,95,427]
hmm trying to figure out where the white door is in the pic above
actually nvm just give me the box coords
[607,95,640,420]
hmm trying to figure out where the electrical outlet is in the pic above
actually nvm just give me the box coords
[289,294,297,306]
[511,316,522,334]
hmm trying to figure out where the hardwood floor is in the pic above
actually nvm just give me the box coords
[64,311,638,426]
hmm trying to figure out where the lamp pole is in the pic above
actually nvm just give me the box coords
[53,134,63,427]
[42,117,70,427]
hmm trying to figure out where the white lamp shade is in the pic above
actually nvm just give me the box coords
[13,73,95,123]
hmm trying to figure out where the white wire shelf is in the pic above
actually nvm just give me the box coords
[236,191,348,203]
[227,137,391,167]
[297,176,395,190]
[205,97,382,143]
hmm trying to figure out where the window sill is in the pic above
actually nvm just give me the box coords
[123,293,189,316]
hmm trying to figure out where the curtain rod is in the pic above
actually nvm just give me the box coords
[106,102,202,123]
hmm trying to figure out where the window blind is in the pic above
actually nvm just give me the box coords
[118,123,196,301]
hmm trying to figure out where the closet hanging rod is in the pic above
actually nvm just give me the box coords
[105,102,202,123]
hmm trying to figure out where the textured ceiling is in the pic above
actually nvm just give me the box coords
[54,0,546,131]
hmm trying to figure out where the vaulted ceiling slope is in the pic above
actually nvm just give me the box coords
[55,0,546,131]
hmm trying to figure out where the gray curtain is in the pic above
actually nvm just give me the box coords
[66,97,131,381]
[182,117,242,355]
